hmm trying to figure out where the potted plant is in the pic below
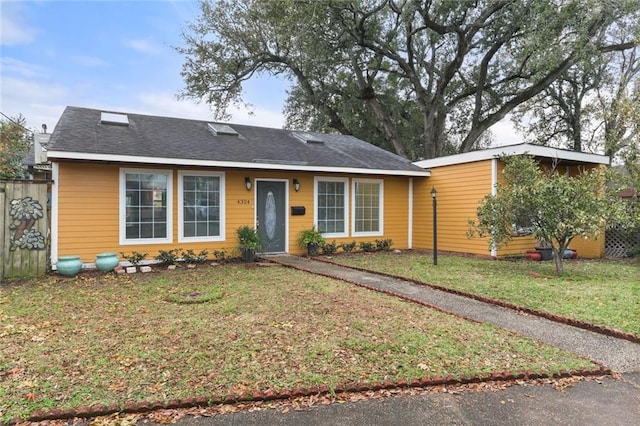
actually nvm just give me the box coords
[299,227,325,256]
[236,225,261,262]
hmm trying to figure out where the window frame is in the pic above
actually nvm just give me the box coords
[178,170,225,243]
[119,168,173,245]
[351,178,384,237]
[314,176,349,238]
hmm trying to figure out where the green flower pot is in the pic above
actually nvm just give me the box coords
[56,256,82,276]
[95,252,120,271]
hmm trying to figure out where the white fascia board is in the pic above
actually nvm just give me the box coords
[47,150,431,177]
[413,143,610,169]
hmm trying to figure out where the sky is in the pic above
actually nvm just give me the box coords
[0,0,521,145]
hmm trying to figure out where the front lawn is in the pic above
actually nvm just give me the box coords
[330,252,640,336]
[0,264,596,421]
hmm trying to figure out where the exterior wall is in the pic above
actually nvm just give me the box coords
[53,162,416,263]
[413,159,605,259]
[413,160,494,256]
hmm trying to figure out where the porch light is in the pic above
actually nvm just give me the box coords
[245,177,252,191]
[293,179,300,192]
[430,186,437,199]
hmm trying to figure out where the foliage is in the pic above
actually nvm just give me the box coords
[332,252,640,337]
[299,227,325,248]
[375,239,393,251]
[1,265,596,421]
[339,241,357,253]
[469,155,630,276]
[213,249,227,261]
[178,0,639,160]
[165,288,223,304]
[181,249,209,264]
[0,114,31,179]
[359,241,376,253]
[120,251,147,266]
[155,248,182,266]
[236,225,261,251]
[321,240,338,255]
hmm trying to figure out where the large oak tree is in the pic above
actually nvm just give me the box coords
[178,0,639,160]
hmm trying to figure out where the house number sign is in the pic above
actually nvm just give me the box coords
[237,199,251,205]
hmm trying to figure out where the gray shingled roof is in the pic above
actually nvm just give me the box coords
[47,106,426,175]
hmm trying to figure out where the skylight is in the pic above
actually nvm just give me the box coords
[208,123,239,136]
[100,112,129,126]
[292,131,325,144]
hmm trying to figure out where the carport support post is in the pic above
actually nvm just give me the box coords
[431,186,437,266]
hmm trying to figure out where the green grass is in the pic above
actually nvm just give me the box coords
[1,264,596,421]
[330,252,640,336]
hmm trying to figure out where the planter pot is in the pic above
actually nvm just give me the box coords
[307,243,320,256]
[525,251,541,261]
[241,248,256,262]
[95,252,120,271]
[56,255,83,276]
[535,247,553,261]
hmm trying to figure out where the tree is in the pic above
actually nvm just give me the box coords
[178,0,639,160]
[512,15,640,157]
[469,156,628,276]
[0,114,31,180]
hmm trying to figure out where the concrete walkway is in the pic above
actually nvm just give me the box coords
[168,255,639,425]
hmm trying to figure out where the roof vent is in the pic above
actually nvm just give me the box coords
[100,112,129,126]
[208,122,239,136]
[292,131,325,145]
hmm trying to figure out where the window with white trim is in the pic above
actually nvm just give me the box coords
[120,169,172,244]
[178,171,225,242]
[352,179,383,236]
[315,177,348,237]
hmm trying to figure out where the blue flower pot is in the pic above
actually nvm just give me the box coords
[56,256,82,276]
[95,252,120,271]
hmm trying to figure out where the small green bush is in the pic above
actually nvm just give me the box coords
[322,240,338,255]
[359,241,376,252]
[120,251,147,266]
[340,241,357,253]
[155,248,182,265]
[182,249,209,264]
[213,250,227,261]
[375,239,393,251]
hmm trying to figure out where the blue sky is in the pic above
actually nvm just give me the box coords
[1,0,289,133]
[1,0,519,144]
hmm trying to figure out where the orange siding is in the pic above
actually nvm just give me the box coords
[413,160,494,255]
[55,162,416,262]
[413,159,605,258]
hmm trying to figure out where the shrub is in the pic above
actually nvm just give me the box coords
[120,251,147,266]
[182,249,209,264]
[213,250,227,261]
[155,248,182,266]
[375,239,393,251]
[322,240,338,255]
[359,241,376,252]
[340,241,357,253]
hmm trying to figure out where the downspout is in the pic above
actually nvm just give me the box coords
[51,162,59,266]
[490,158,498,257]
[408,178,413,249]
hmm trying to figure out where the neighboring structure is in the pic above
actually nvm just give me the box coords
[46,106,429,265]
[413,144,610,259]
[23,129,52,181]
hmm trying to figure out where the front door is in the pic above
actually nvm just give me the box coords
[256,180,287,253]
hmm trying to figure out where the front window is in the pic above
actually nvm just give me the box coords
[353,179,383,236]
[179,171,225,242]
[315,178,348,237]
[120,169,172,244]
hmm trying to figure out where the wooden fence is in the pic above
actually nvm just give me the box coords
[1,180,50,281]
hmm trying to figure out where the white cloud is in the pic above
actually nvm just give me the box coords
[123,38,163,55]
[70,55,110,68]
[0,3,38,46]
[0,56,48,78]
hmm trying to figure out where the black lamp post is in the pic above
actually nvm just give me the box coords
[431,186,437,266]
